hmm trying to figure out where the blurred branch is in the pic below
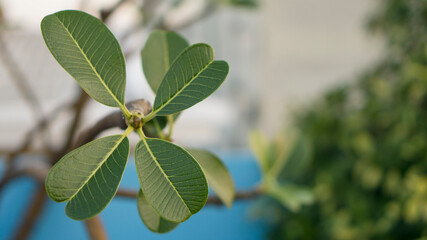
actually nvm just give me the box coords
[120,0,216,57]
[56,89,89,162]
[1,101,68,161]
[100,0,129,22]
[13,185,47,240]
[72,110,126,149]
[159,0,215,30]
[0,34,43,122]
[85,217,108,240]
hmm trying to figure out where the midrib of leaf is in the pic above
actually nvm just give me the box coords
[66,127,132,201]
[138,129,190,214]
[146,59,214,121]
[55,15,130,117]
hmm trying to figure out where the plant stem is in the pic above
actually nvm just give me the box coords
[137,128,146,139]
[123,125,134,137]
[166,115,174,139]
[152,118,166,139]
[142,111,156,123]
[120,104,132,119]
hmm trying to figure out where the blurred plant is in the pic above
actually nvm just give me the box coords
[258,0,427,239]
[250,131,313,212]
[222,0,258,8]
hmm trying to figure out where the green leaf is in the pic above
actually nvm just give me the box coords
[151,44,229,116]
[142,116,168,138]
[143,114,181,138]
[141,30,189,94]
[45,134,129,220]
[277,136,312,182]
[249,131,276,174]
[137,189,179,233]
[41,10,127,110]
[267,182,314,212]
[135,138,208,222]
[187,149,235,207]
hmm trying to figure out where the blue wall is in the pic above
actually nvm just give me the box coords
[0,152,266,240]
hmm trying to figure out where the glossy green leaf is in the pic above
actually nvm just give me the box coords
[135,138,208,222]
[41,10,127,109]
[142,31,189,94]
[45,134,129,220]
[137,189,179,233]
[152,44,229,116]
[187,149,235,207]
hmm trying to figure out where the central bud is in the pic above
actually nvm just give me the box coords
[127,111,144,129]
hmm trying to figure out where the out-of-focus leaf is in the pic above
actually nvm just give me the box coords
[267,181,314,212]
[137,189,179,233]
[141,31,189,94]
[249,131,275,174]
[227,0,258,8]
[187,148,235,207]
[277,136,312,182]
[142,116,169,138]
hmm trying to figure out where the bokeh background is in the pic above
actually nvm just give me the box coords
[1,0,426,239]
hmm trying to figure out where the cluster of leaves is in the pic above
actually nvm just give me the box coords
[256,0,427,239]
[42,10,235,233]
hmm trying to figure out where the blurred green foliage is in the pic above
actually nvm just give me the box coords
[250,131,313,212]
[226,0,257,8]
[257,0,427,239]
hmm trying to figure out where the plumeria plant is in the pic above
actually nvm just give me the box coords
[41,10,234,233]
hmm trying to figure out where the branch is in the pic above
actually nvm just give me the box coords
[56,89,89,162]
[0,34,43,121]
[12,185,47,240]
[115,187,263,206]
[85,216,108,240]
[72,110,126,149]
[100,0,129,22]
